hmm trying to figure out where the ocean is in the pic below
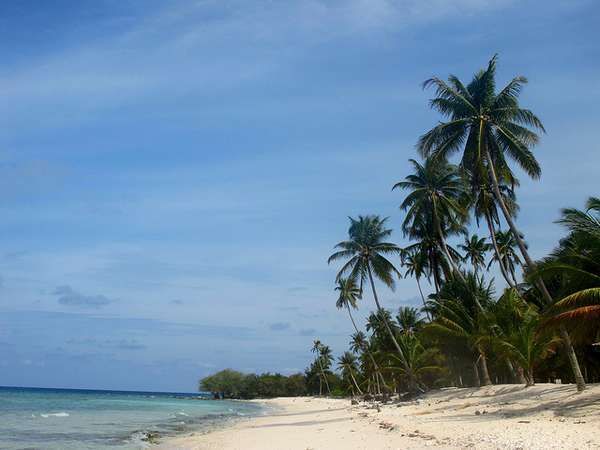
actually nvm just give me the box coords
[0,386,263,449]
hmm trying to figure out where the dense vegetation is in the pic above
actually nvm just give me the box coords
[200,56,599,399]
[199,369,308,399]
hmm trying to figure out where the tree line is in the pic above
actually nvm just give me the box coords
[200,56,598,399]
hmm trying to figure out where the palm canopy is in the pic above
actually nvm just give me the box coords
[459,234,490,271]
[393,158,467,240]
[396,306,425,334]
[328,215,401,289]
[418,54,545,181]
[335,277,361,310]
[487,230,524,281]
[535,197,600,328]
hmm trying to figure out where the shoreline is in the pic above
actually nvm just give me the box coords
[157,383,600,449]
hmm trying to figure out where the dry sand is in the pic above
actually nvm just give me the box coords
[158,383,600,450]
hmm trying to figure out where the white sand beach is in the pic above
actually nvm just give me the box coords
[159,384,600,450]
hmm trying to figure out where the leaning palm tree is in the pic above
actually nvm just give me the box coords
[418,54,585,391]
[311,340,331,395]
[328,215,417,389]
[459,234,490,275]
[393,158,467,280]
[338,351,363,396]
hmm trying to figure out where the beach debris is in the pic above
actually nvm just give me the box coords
[517,420,530,423]
[378,421,396,431]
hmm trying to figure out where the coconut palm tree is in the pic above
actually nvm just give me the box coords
[466,168,520,289]
[393,158,467,280]
[396,306,425,335]
[335,278,362,331]
[426,273,495,386]
[496,309,561,386]
[487,230,523,286]
[459,234,490,275]
[328,215,417,389]
[537,197,600,326]
[336,278,389,391]
[402,249,431,317]
[338,351,363,396]
[418,54,585,391]
[311,340,331,395]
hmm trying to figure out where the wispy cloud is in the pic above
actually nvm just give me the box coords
[52,285,113,308]
[269,322,291,331]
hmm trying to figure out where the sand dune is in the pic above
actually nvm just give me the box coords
[160,383,600,449]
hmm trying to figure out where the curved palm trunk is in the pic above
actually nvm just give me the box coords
[483,144,586,392]
[366,265,418,391]
[485,210,518,290]
[346,305,390,392]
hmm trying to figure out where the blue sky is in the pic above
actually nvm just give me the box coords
[0,0,598,392]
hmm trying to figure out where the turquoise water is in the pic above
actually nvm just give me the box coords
[0,387,262,449]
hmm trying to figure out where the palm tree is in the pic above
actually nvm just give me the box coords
[311,340,331,395]
[496,310,561,386]
[396,306,425,335]
[426,273,495,386]
[418,54,585,391]
[537,197,600,326]
[459,234,490,274]
[467,168,520,289]
[328,215,417,389]
[338,351,363,396]
[402,249,431,317]
[336,278,389,391]
[393,158,467,280]
[335,278,362,332]
[487,230,523,286]
[388,333,443,390]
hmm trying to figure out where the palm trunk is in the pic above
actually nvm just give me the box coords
[366,265,417,391]
[346,305,390,392]
[317,357,331,395]
[416,277,432,320]
[350,369,363,395]
[505,359,517,383]
[433,209,465,282]
[483,144,586,392]
[485,210,517,290]
[479,351,492,386]
[472,360,481,388]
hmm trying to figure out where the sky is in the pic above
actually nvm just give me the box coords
[0,0,599,392]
